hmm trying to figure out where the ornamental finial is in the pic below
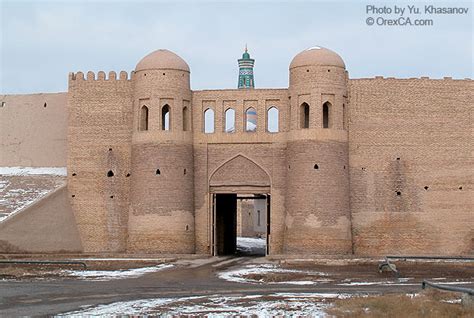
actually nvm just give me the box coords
[245,44,248,53]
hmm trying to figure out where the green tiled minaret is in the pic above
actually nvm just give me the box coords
[238,45,255,89]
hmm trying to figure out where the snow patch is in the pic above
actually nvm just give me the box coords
[61,298,180,316]
[60,292,346,316]
[273,292,351,299]
[0,174,65,222]
[236,237,266,255]
[0,167,67,176]
[63,264,173,281]
[218,263,329,285]
[338,281,418,286]
[433,281,473,285]
[0,187,51,222]
[442,299,462,304]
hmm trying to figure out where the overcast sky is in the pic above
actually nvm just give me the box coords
[1,0,472,94]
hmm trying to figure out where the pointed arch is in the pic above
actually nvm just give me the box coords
[225,108,235,133]
[183,106,189,131]
[245,107,257,132]
[300,102,309,129]
[162,104,170,131]
[267,106,279,133]
[323,101,331,128]
[204,108,215,133]
[209,154,271,187]
[342,103,346,130]
[140,105,149,131]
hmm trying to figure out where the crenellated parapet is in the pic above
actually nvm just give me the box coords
[351,76,472,82]
[68,70,134,83]
[67,69,135,253]
[2,45,471,257]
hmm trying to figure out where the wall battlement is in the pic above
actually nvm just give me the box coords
[1,46,472,257]
[69,71,133,82]
[351,76,472,81]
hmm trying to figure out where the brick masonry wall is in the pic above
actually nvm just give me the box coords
[128,142,195,253]
[193,141,287,255]
[285,139,352,254]
[192,89,289,255]
[67,71,133,253]
[349,78,473,256]
[192,89,289,254]
[4,57,472,257]
[283,63,352,255]
[128,68,195,253]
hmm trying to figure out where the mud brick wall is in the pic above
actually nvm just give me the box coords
[284,61,352,255]
[0,92,68,167]
[192,89,289,255]
[2,49,472,257]
[67,71,133,253]
[128,66,195,254]
[349,77,473,256]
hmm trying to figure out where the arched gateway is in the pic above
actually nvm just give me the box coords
[209,155,271,256]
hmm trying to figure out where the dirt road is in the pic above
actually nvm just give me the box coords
[0,256,472,316]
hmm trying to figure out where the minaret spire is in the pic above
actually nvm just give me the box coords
[238,46,255,89]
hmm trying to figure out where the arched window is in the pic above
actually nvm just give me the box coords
[300,103,309,129]
[182,106,189,131]
[204,108,215,133]
[162,104,170,130]
[323,102,330,128]
[140,105,149,131]
[267,107,279,133]
[342,103,346,130]
[225,108,235,133]
[246,107,257,132]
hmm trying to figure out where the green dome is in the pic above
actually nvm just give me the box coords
[242,51,250,59]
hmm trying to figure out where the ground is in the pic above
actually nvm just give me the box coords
[0,256,472,316]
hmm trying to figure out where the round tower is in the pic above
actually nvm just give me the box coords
[284,46,352,255]
[128,49,194,253]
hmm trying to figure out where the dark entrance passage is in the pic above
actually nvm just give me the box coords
[213,193,269,256]
[215,194,237,255]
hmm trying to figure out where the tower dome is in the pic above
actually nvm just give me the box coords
[290,46,345,69]
[135,49,190,72]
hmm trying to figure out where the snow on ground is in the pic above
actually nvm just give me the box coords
[236,237,266,255]
[0,188,49,221]
[219,264,472,287]
[60,292,353,316]
[338,278,473,286]
[442,299,462,304]
[400,258,474,263]
[62,264,173,281]
[218,263,331,285]
[338,281,418,286]
[427,281,473,285]
[0,167,67,176]
[0,173,66,222]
